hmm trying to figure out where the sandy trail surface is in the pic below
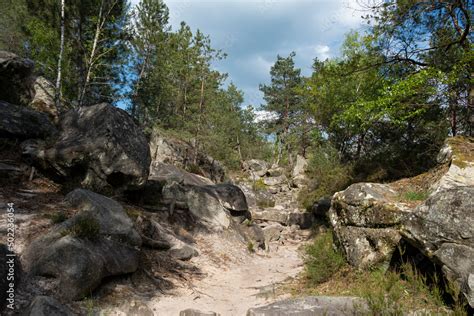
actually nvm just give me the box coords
[149,236,305,316]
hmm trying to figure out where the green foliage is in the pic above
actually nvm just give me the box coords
[305,231,346,285]
[402,190,430,202]
[298,144,352,210]
[71,215,101,240]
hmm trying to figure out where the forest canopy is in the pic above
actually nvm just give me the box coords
[0,0,472,187]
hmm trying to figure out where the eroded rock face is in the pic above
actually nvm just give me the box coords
[329,183,410,269]
[149,129,225,183]
[246,296,368,316]
[432,137,474,193]
[0,51,35,106]
[22,103,150,192]
[402,187,474,308]
[0,101,57,139]
[22,189,141,300]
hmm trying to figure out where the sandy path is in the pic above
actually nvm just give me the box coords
[149,240,304,316]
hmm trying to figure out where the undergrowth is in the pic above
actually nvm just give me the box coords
[298,231,469,315]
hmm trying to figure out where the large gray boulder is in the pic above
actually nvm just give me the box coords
[149,129,225,183]
[22,189,141,300]
[402,187,474,308]
[0,101,57,139]
[247,296,368,316]
[329,183,410,269]
[0,51,35,106]
[22,103,150,192]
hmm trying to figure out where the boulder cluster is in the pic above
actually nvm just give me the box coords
[328,137,474,309]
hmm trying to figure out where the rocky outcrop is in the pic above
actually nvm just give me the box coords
[30,76,59,123]
[246,296,368,315]
[0,101,57,140]
[22,189,141,300]
[22,103,150,192]
[329,183,410,269]
[149,129,225,183]
[25,296,74,316]
[402,187,474,308]
[0,51,35,106]
[432,137,474,192]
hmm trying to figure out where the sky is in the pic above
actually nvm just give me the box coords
[130,0,367,108]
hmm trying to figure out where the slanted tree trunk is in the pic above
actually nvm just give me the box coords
[55,0,65,111]
[78,0,117,106]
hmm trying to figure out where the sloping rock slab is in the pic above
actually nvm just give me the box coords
[247,296,368,316]
[22,189,141,300]
[0,101,57,139]
[150,162,214,186]
[22,103,150,192]
[402,187,474,308]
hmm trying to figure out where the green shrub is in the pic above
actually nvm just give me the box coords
[299,144,352,210]
[71,215,100,240]
[305,231,346,285]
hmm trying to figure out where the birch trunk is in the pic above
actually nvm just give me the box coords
[55,0,65,111]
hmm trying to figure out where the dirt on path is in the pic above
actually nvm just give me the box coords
[149,233,306,316]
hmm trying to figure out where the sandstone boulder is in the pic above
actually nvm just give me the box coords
[402,187,474,308]
[0,51,35,106]
[22,189,141,300]
[329,183,410,269]
[22,103,150,192]
[0,101,57,140]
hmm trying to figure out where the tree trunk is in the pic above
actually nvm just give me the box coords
[78,0,104,106]
[55,0,65,111]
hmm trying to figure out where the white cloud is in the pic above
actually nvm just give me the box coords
[314,44,331,60]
